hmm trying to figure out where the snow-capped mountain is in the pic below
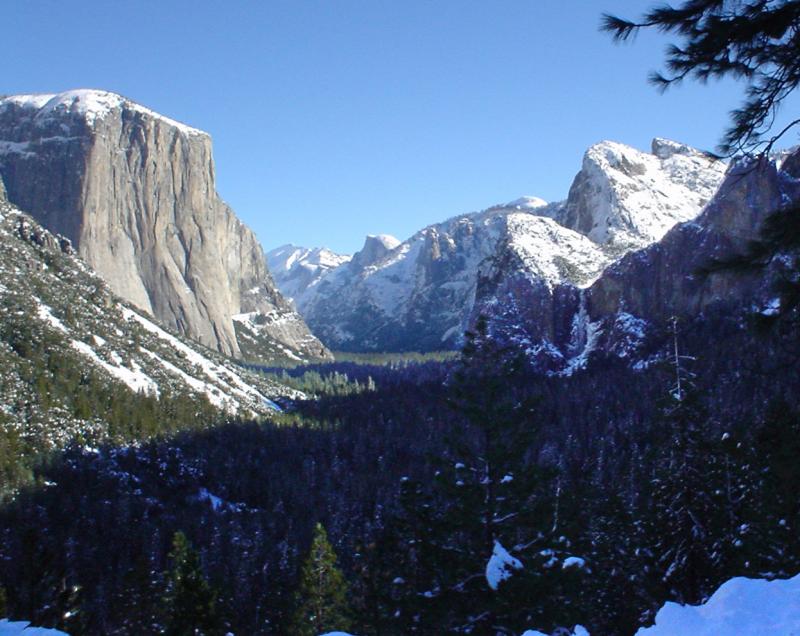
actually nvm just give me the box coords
[0,89,331,364]
[269,138,726,352]
[0,181,298,450]
[267,244,352,308]
[480,146,800,375]
[549,138,727,250]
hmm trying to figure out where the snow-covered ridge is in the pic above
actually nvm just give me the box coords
[558,138,726,248]
[504,214,609,289]
[0,89,206,136]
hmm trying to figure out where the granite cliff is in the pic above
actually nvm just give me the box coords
[0,89,330,363]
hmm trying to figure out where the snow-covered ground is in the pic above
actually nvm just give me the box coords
[635,574,800,635]
[0,619,67,635]
[520,573,800,636]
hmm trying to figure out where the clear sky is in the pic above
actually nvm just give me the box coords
[4,1,799,254]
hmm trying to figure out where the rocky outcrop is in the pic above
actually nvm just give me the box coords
[586,149,800,325]
[481,147,800,375]
[551,138,726,251]
[0,90,330,363]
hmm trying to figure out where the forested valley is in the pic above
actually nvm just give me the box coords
[1,303,798,635]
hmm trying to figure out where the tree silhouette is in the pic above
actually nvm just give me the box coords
[602,0,800,156]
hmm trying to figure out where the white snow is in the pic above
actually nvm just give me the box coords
[195,488,242,512]
[35,301,68,333]
[486,540,523,590]
[0,619,68,635]
[562,556,586,570]
[367,234,401,250]
[505,214,610,288]
[70,339,159,396]
[559,297,603,376]
[571,139,726,247]
[759,297,782,316]
[521,629,588,636]
[506,196,548,210]
[635,573,800,635]
[0,90,206,136]
[123,307,279,411]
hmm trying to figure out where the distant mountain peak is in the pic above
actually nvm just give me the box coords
[351,234,401,270]
[505,196,548,210]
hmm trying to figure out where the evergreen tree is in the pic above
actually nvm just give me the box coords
[648,321,732,604]
[602,0,800,155]
[163,531,221,636]
[291,522,353,636]
[389,317,573,634]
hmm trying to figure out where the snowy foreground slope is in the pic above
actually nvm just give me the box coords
[267,139,726,352]
[517,574,800,635]
[6,573,797,636]
[0,184,296,450]
[0,620,66,635]
[632,574,800,635]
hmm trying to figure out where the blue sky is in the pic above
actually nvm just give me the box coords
[4,1,799,254]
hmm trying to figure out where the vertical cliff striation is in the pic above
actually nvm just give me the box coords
[0,89,331,363]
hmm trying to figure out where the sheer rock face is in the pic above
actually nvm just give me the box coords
[586,150,800,322]
[0,90,331,363]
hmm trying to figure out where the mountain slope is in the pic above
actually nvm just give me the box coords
[550,138,726,251]
[0,89,331,364]
[269,139,726,352]
[0,184,299,461]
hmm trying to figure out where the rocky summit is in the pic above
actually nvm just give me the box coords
[0,89,331,364]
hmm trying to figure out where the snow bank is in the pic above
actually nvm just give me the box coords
[635,573,800,635]
[0,619,68,635]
